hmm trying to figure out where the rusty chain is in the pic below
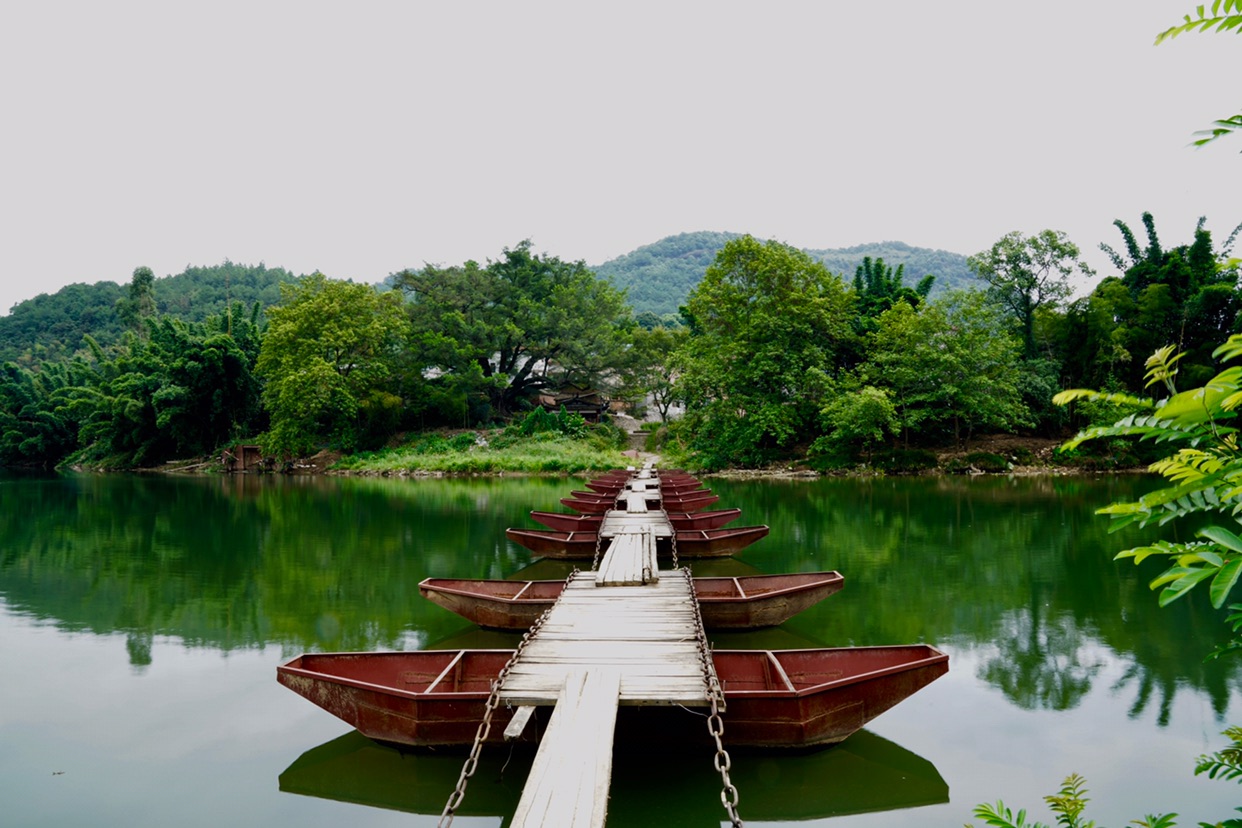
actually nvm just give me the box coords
[683,567,742,827]
[438,571,577,826]
[591,525,605,571]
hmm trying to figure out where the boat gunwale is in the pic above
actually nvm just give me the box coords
[280,645,947,703]
[718,646,950,700]
[418,571,845,606]
[278,650,515,701]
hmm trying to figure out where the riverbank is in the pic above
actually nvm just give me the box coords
[137,431,1124,479]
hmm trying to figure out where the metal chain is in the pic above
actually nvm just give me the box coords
[438,571,575,826]
[591,527,604,571]
[670,525,679,570]
[683,567,742,827]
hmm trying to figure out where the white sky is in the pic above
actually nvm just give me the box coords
[0,1,1237,315]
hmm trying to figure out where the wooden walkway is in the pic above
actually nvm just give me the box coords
[497,469,714,828]
[496,571,709,705]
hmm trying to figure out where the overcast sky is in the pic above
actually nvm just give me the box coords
[0,1,1237,315]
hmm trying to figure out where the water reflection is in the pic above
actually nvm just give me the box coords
[0,472,1237,723]
[5,471,1242,827]
[279,728,948,824]
[979,609,1103,711]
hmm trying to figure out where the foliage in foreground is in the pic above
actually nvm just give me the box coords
[968,333,1242,826]
[1155,0,1242,149]
[966,762,1242,827]
[968,772,1176,828]
[1054,338,1242,615]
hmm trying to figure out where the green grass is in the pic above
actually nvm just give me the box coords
[333,431,632,474]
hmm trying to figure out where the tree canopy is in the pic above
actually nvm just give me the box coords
[968,229,1094,359]
[256,274,411,456]
[395,240,631,421]
[675,236,854,469]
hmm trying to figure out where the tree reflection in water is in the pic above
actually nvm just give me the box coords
[980,607,1103,711]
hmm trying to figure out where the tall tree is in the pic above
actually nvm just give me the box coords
[1066,214,1242,393]
[675,236,854,469]
[852,256,933,328]
[115,266,157,335]
[968,230,1094,358]
[394,241,631,420]
[56,311,263,467]
[256,274,411,456]
[859,291,1029,446]
[616,325,686,422]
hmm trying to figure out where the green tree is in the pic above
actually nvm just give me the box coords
[617,325,685,422]
[675,235,854,469]
[256,274,411,456]
[812,385,899,462]
[968,230,1094,358]
[851,256,933,336]
[1094,214,1242,390]
[56,310,263,467]
[115,266,157,335]
[0,359,89,466]
[395,241,631,421]
[860,291,1029,446]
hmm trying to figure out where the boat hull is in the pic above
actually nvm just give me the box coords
[418,571,845,630]
[504,525,769,559]
[276,645,948,751]
[529,508,742,533]
[560,494,721,514]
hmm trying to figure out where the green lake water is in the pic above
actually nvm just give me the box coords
[1,471,1239,826]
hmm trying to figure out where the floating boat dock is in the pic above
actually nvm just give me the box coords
[277,463,949,828]
[495,467,720,827]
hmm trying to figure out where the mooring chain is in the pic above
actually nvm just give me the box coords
[438,571,577,827]
[683,567,742,827]
[669,524,679,570]
[591,527,605,572]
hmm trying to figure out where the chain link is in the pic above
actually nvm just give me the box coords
[683,567,742,827]
[591,527,605,572]
[438,572,575,827]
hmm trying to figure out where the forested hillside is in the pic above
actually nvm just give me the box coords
[0,262,297,363]
[807,241,978,296]
[594,232,977,317]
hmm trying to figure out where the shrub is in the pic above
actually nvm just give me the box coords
[872,448,939,473]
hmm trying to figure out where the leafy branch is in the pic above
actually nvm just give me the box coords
[1155,0,1242,149]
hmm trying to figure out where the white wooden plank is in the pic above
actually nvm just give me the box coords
[510,669,620,828]
[504,705,536,740]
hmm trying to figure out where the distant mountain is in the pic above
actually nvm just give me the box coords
[594,232,979,317]
[805,240,979,296]
[0,262,298,364]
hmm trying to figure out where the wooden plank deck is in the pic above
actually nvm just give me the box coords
[509,669,621,828]
[501,466,712,824]
[599,511,673,538]
[595,529,656,586]
[497,574,711,706]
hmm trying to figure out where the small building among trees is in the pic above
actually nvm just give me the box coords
[535,385,610,422]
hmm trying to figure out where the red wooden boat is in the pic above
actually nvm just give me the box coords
[528,508,742,533]
[277,645,948,750]
[560,493,720,514]
[584,480,707,496]
[504,524,769,558]
[419,571,844,630]
[571,485,711,501]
